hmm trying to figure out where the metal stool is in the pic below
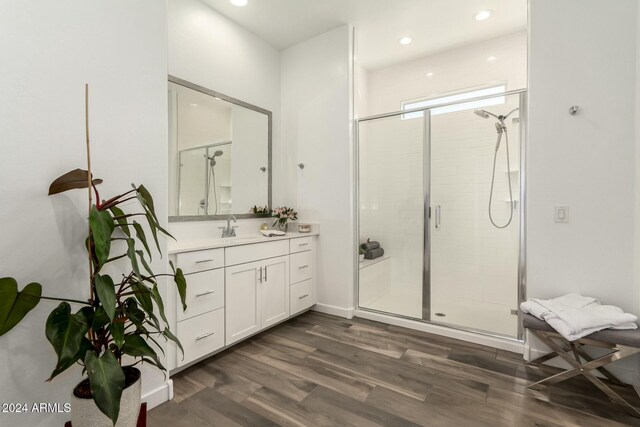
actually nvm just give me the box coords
[522,313,640,418]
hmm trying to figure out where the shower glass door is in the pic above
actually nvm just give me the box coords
[429,92,522,337]
[357,113,426,319]
[357,90,524,338]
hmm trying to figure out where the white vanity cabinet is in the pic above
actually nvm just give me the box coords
[225,255,289,345]
[168,232,317,372]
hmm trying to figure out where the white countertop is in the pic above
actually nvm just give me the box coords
[168,231,319,254]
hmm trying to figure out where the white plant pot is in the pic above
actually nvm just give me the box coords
[71,370,141,427]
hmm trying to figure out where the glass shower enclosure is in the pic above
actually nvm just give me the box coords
[356,90,526,339]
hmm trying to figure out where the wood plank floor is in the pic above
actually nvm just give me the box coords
[150,312,640,426]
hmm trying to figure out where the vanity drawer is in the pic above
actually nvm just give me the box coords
[176,248,224,274]
[290,279,314,315]
[225,240,289,266]
[177,268,224,322]
[290,250,313,284]
[176,308,225,367]
[290,237,313,254]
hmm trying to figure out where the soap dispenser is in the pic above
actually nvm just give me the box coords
[260,221,268,231]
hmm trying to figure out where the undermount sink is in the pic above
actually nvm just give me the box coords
[221,236,259,244]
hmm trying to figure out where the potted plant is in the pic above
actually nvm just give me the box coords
[249,205,271,217]
[0,86,187,426]
[271,206,298,232]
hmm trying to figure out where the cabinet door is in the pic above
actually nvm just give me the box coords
[225,260,262,345]
[261,255,289,328]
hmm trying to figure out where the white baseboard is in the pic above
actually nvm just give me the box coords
[354,309,524,353]
[312,303,354,319]
[142,379,173,410]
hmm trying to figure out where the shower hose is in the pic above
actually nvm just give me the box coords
[488,123,514,229]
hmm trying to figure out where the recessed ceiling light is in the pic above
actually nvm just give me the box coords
[487,56,498,63]
[399,36,412,45]
[474,10,492,21]
[426,72,434,78]
[230,0,248,6]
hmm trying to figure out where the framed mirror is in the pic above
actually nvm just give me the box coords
[168,76,272,221]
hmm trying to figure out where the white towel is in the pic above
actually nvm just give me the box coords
[520,293,638,341]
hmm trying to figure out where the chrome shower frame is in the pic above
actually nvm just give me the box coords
[354,89,528,342]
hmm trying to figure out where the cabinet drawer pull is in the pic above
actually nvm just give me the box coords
[298,294,309,299]
[195,258,215,264]
[195,331,215,341]
[195,290,215,297]
[298,265,309,269]
[298,243,309,247]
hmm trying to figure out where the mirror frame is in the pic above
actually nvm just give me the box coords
[168,75,272,222]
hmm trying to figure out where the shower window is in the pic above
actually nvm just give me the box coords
[402,84,506,119]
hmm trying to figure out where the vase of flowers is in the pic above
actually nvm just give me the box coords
[271,206,298,232]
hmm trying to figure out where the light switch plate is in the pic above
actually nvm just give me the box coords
[554,206,569,223]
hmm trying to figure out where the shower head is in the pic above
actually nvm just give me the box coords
[474,109,491,119]
[208,150,224,166]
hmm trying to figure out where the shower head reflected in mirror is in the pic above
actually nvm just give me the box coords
[209,150,224,166]
[474,109,491,119]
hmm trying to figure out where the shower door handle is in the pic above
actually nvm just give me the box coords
[435,205,441,229]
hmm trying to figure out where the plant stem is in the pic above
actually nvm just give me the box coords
[101,196,138,211]
[112,213,145,220]
[99,189,137,210]
[105,253,127,263]
[40,295,90,305]
[85,83,95,343]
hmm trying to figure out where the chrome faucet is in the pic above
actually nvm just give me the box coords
[219,215,238,238]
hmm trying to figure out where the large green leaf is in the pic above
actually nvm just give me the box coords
[45,303,90,376]
[163,327,184,358]
[0,278,42,336]
[121,335,165,370]
[92,306,110,330]
[94,274,116,321]
[123,299,146,333]
[144,211,161,254]
[49,337,93,381]
[109,206,130,238]
[132,221,151,260]
[135,185,158,223]
[109,322,125,349]
[48,169,102,195]
[130,281,159,331]
[174,269,187,312]
[136,250,154,277]
[85,350,125,424]
[89,206,115,267]
[126,239,141,281]
[150,285,168,326]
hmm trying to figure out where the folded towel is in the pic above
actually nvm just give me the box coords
[360,241,380,252]
[364,247,384,260]
[520,293,638,341]
[260,229,286,237]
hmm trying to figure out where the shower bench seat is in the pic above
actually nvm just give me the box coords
[522,313,640,418]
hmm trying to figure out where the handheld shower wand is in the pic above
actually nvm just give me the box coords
[474,108,519,228]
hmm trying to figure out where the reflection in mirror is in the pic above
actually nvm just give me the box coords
[168,77,271,220]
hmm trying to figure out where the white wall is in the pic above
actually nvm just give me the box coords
[365,32,527,117]
[281,26,355,316]
[528,0,638,315]
[167,0,285,236]
[0,1,169,426]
